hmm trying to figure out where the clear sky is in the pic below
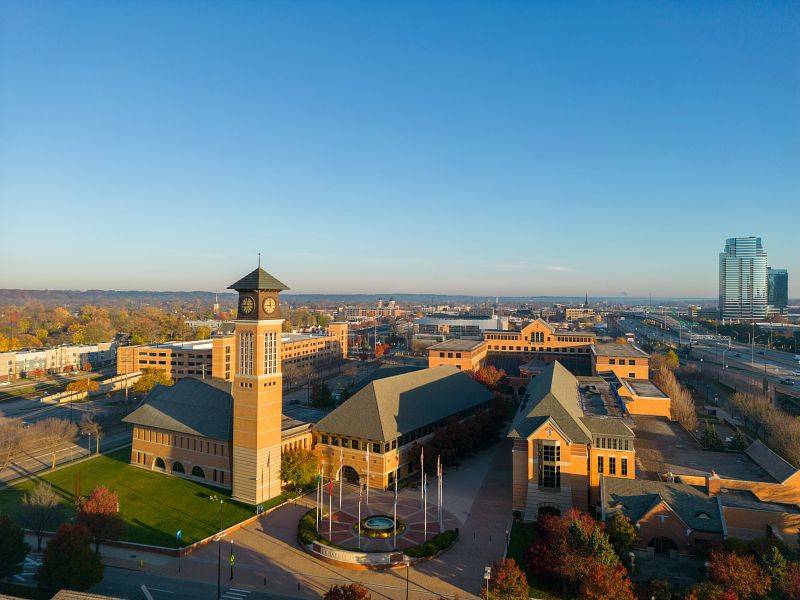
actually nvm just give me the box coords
[1,1,798,297]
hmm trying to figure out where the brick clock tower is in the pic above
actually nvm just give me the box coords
[227,265,289,505]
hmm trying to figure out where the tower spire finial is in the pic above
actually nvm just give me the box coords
[258,252,261,268]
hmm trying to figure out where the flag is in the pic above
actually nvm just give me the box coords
[328,478,334,496]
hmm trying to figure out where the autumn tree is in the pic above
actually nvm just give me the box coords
[0,515,29,579]
[37,524,103,592]
[20,481,63,552]
[77,486,125,552]
[483,558,528,600]
[130,368,173,395]
[66,378,100,394]
[578,561,634,600]
[652,366,698,432]
[33,418,78,469]
[311,381,334,408]
[650,350,679,373]
[0,416,25,471]
[323,583,371,600]
[606,513,637,556]
[79,413,103,454]
[473,365,506,391]
[708,550,771,600]
[280,447,318,491]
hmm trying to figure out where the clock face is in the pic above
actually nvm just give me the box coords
[239,296,255,315]
[263,297,276,314]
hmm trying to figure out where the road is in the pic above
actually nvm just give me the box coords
[0,365,116,401]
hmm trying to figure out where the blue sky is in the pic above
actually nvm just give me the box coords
[1,1,798,297]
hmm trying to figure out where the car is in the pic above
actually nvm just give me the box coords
[781,379,795,386]
[734,353,741,357]
[0,380,10,387]
[793,371,800,377]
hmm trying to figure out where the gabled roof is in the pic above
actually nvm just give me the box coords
[746,440,799,484]
[227,267,289,292]
[508,361,593,444]
[602,477,724,534]
[122,378,233,441]
[314,365,492,442]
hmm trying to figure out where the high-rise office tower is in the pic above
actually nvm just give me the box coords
[719,237,768,321]
[768,267,789,312]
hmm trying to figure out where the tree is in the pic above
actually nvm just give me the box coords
[374,343,391,358]
[761,546,788,594]
[130,368,174,395]
[37,524,103,592]
[193,325,213,340]
[0,514,29,579]
[77,486,124,552]
[473,365,506,391]
[578,561,634,600]
[280,447,319,491]
[701,424,724,450]
[606,513,637,556]
[34,418,78,469]
[782,562,800,600]
[311,381,334,408]
[708,550,771,599]
[323,583,371,600]
[79,413,102,454]
[66,378,100,394]
[684,582,738,600]
[20,481,63,552]
[0,416,25,471]
[483,558,528,600]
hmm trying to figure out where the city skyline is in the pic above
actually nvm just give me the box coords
[1,2,799,296]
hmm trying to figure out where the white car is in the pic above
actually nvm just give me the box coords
[0,380,10,387]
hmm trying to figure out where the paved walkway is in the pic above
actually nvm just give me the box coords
[86,439,514,599]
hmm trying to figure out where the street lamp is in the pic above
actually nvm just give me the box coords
[403,555,412,600]
[209,494,225,600]
[484,566,492,599]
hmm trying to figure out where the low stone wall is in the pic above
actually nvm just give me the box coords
[308,542,407,570]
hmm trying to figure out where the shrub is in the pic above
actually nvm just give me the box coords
[404,529,458,558]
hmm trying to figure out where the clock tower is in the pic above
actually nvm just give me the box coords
[227,264,289,505]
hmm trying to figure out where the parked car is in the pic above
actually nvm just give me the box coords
[0,380,10,387]
[781,378,795,386]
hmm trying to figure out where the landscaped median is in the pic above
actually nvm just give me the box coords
[0,446,290,549]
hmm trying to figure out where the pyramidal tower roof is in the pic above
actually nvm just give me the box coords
[227,266,290,292]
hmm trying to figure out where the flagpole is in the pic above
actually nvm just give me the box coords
[357,491,362,550]
[339,445,343,511]
[329,478,333,541]
[423,472,427,541]
[437,455,441,526]
[420,447,424,508]
[366,446,370,505]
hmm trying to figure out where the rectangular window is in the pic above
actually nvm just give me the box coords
[372,443,381,454]
[540,443,560,462]
[238,331,254,375]
[539,465,560,488]
[597,455,604,473]
[264,332,278,375]
[321,435,329,444]
[621,458,628,476]
[609,358,616,364]
[609,457,616,475]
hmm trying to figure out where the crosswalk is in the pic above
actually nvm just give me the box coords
[13,555,41,584]
[221,588,251,600]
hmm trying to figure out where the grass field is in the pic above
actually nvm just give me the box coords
[0,447,289,548]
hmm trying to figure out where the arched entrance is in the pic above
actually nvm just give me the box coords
[172,461,185,474]
[341,465,360,485]
[154,457,166,470]
[191,466,206,479]
[649,536,678,557]
[537,503,561,518]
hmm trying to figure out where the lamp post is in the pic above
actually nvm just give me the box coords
[403,555,411,600]
[484,566,492,599]
[209,494,224,600]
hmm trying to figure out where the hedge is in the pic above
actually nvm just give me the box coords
[404,529,458,558]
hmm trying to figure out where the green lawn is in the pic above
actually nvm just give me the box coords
[0,447,289,548]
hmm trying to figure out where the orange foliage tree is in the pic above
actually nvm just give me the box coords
[77,486,124,552]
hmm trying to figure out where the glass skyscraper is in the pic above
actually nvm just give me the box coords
[719,237,768,321]
[768,267,789,312]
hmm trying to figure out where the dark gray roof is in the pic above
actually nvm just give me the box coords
[427,339,486,352]
[746,440,798,484]
[123,378,233,441]
[314,365,493,442]
[508,361,593,444]
[602,477,724,534]
[227,267,289,291]
[592,343,649,358]
[581,416,634,437]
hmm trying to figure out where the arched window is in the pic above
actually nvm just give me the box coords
[172,461,185,474]
[191,466,206,479]
[154,457,166,470]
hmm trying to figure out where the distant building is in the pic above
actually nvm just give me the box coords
[427,338,488,372]
[719,236,768,321]
[414,313,507,339]
[768,267,789,313]
[0,342,117,381]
